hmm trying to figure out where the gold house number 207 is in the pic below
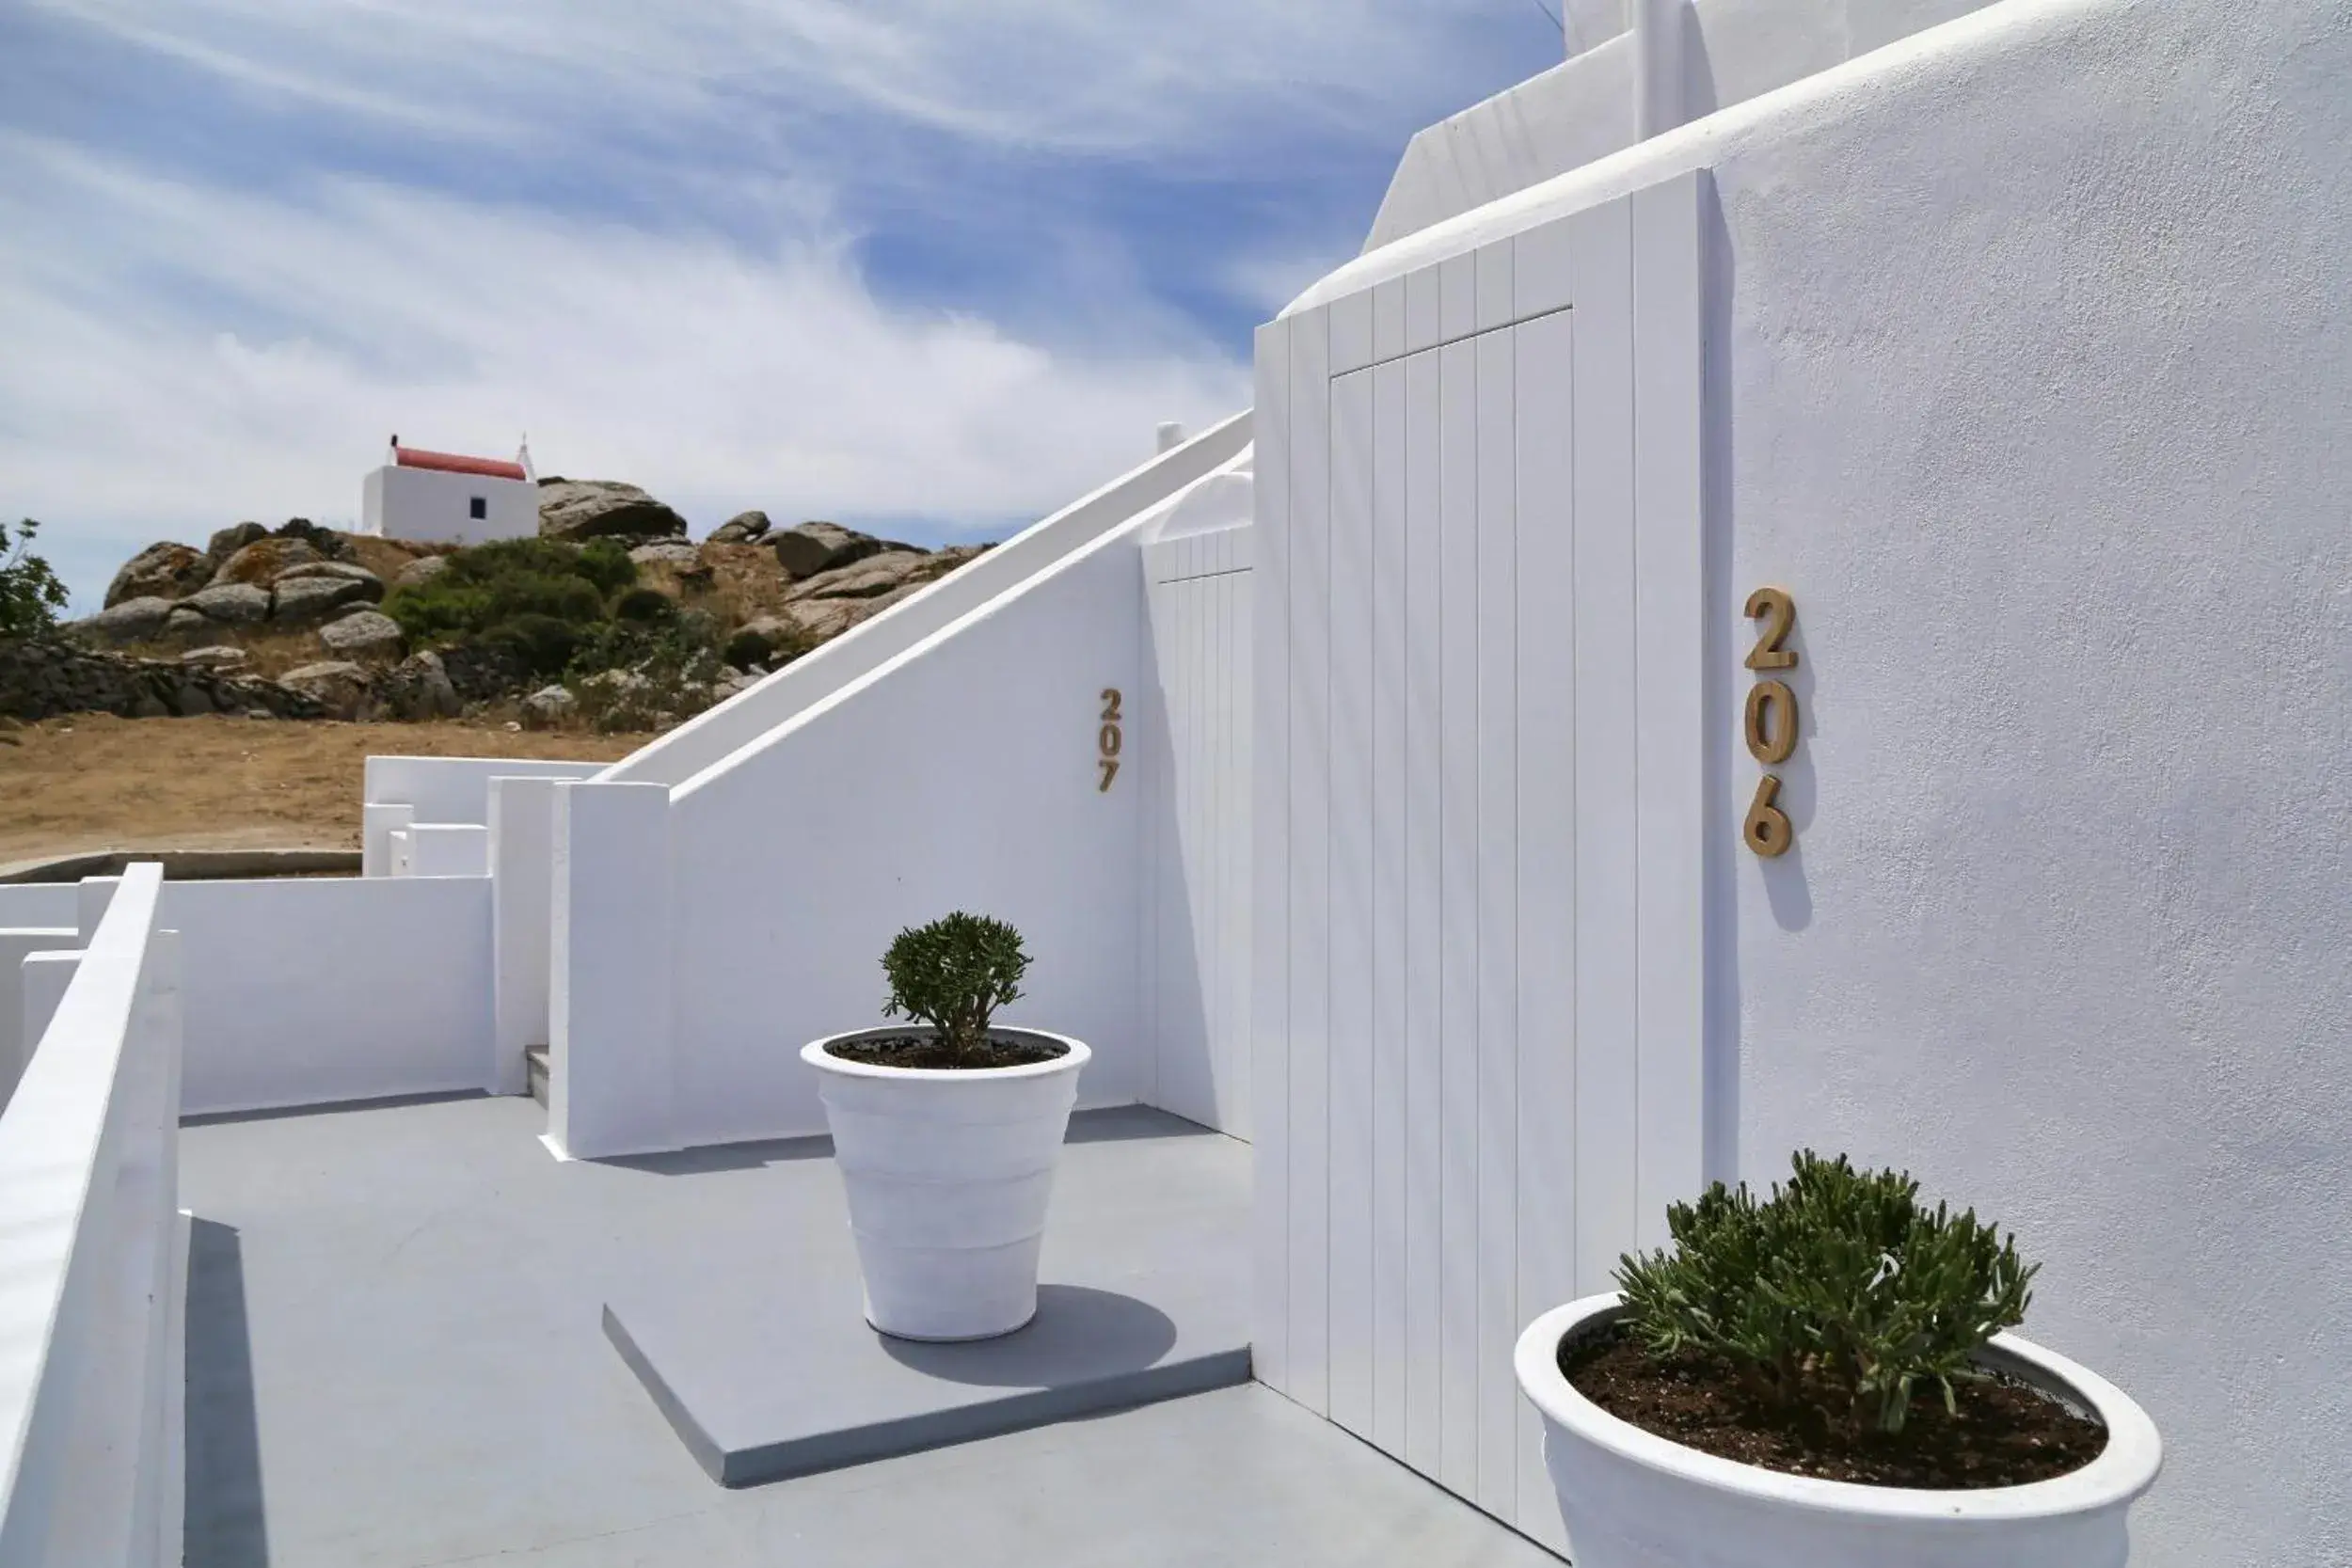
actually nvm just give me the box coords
[1742,588,1799,857]
[1098,689,1122,792]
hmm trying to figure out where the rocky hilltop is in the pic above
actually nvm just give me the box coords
[13,480,988,730]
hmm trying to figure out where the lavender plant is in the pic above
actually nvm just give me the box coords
[1614,1151,2037,1437]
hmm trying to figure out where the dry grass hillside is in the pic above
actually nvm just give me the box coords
[0,713,639,866]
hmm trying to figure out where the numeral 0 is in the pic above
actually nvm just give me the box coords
[1744,679,1798,765]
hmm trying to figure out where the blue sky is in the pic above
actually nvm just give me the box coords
[0,2,1577,612]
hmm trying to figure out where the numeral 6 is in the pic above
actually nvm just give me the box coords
[1743,775,1792,858]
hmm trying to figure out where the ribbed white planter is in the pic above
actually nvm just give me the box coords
[803,1026,1089,1342]
[1515,1293,2162,1568]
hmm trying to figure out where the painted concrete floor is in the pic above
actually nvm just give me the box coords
[181,1091,1559,1567]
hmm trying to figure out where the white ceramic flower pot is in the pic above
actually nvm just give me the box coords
[803,1026,1089,1341]
[1514,1293,2162,1568]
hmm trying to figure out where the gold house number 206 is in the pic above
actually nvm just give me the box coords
[1742,588,1799,857]
[1097,689,1122,792]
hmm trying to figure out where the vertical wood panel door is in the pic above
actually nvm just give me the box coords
[1251,169,1708,1548]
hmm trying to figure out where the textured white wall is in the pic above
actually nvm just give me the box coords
[1707,4,2352,1561]
[662,526,1152,1148]
[358,464,536,545]
[166,876,495,1116]
[1288,1,2352,1562]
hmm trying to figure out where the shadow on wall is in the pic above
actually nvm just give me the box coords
[184,1218,266,1568]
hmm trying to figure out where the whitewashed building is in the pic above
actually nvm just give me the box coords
[358,436,539,545]
[1,5,2346,1566]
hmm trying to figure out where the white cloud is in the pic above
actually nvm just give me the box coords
[0,136,1248,608]
[5,3,1559,609]
[33,0,1542,159]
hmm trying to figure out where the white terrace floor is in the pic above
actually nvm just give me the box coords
[181,1093,1553,1567]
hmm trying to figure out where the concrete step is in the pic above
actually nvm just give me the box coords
[525,1045,549,1107]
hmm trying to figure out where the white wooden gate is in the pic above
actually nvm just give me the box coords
[1141,525,1254,1138]
[1250,169,1708,1549]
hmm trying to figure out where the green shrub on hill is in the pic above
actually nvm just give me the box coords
[382,537,643,679]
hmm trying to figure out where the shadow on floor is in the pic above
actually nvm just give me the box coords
[876,1285,1181,1387]
[183,1088,490,1129]
[184,1218,266,1568]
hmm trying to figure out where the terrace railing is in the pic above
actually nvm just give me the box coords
[0,863,184,1567]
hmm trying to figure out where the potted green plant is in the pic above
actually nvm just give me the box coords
[801,912,1089,1341]
[1514,1152,2162,1567]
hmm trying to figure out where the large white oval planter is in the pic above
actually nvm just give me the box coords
[803,1026,1089,1342]
[1515,1293,2162,1568]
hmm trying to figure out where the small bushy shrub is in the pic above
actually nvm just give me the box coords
[723,626,775,669]
[880,912,1030,1066]
[564,610,725,732]
[0,519,68,639]
[1614,1151,2035,1437]
[612,585,675,624]
[577,538,635,596]
[382,536,635,658]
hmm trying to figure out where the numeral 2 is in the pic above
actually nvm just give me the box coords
[1744,587,1797,671]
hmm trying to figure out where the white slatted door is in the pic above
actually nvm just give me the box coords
[1251,170,1708,1548]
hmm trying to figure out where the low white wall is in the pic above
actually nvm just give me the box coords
[1288,2,2352,1562]
[0,886,81,930]
[548,783,674,1159]
[362,755,605,875]
[488,776,560,1097]
[0,930,80,1107]
[602,409,1251,790]
[164,876,495,1117]
[659,518,1153,1148]
[0,865,183,1567]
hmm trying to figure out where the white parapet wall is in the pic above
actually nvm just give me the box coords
[547,781,674,1160]
[0,930,79,1108]
[0,864,183,1568]
[1269,2,2352,1563]
[600,410,1251,792]
[114,875,497,1117]
[1363,0,2000,250]
[361,755,608,876]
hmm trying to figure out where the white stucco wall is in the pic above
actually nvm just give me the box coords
[1285,1,2351,1561]
[0,887,81,930]
[163,876,495,1116]
[361,754,607,876]
[1362,0,1994,250]
[603,410,1249,791]
[358,465,537,546]
[661,523,1152,1148]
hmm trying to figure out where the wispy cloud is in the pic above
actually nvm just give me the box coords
[3,2,1558,609]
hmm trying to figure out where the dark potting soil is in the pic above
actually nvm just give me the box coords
[823,1032,1069,1071]
[1560,1323,2107,1489]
